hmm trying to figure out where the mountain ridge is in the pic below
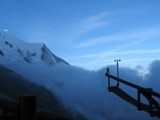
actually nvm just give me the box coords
[0,29,69,66]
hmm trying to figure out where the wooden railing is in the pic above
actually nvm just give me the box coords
[105,68,160,118]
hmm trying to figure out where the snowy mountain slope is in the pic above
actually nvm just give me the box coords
[0,30,69,66]
[0,30,159,120]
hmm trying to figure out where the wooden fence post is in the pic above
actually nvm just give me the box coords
[19,96,36,120]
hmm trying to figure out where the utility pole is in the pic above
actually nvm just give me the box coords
[114,59,121,86]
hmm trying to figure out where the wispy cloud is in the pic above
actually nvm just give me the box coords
[74,25,160,48]
[70,49,160,60]
[68,49,160,70]
[77,12,110,34]
[69,12,111,41]
[107,49,160,57]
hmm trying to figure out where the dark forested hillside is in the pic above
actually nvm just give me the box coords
[0,65,70,117]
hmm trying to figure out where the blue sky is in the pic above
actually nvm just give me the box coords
[1,0,160,70]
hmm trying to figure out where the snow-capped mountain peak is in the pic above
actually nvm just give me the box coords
[0,30,69,66]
